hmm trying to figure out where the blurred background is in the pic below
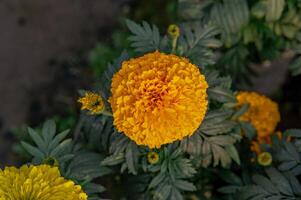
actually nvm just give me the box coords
[0,0,177,167]
[0,0,301,167]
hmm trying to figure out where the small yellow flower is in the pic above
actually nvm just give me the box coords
[109,51,208,148]
[78,92,104,114]
[147,151,159,164]
[168,24,180,38]
[0,164,87,200]
[237,91,280,138]
[257,152,272,166]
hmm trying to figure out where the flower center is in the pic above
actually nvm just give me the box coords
[141,79,168,110]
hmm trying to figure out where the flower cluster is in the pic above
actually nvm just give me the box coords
[109,51,208,148]
[0,165,87,200]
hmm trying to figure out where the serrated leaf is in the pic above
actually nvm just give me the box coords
[42,120,56,143]
[21,141,45,160]
[149,173,166,189]
[208,86,236,103]
[101,153,125,166]
[27,127,47,153]
[50,139,72,157]
[125,142,139,175]
[225,145,241,165]
[48,129,70,152]
[125,19,161,53]
[174,180,196,191]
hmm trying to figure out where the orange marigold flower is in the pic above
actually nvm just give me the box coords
[109,51,208,148]
[78,92,104,115]
[237,91,280,138]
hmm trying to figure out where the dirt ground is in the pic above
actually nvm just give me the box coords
[0,0,128,166]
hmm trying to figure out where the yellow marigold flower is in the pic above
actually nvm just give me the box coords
[0,165,87,200]
[78,92,104,114]
[168,24,180,38]
[109,51,208,148]
[147,151,159,164]
[257,152,272,166]
[237,91,280,138]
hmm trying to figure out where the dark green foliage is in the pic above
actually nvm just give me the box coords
[179,0,301,84]
[21,120,73,165]
[126,19,165,53]
[240,168,301,199]
[178,23,222,66]
[20,120,109,199]
[99,51,129,101]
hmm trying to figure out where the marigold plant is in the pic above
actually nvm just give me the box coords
[6,12,301,200]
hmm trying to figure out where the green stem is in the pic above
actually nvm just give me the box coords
[171,37,178,53]
[102,110,113,117]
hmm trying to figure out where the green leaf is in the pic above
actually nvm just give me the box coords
[21,141,45,160]
[48,129,70,152]
[232,104,249,120]
[212,144,232,167]
[125,142,139,175]
[265,0,285,22]
[179,23,221,66]
[210,0,249,34]
[149,173,166,189]
[27,127,47,153]
[126,19,161,53]
[101,153,125,166]
[174,180,196,191]
[170,188,184,200]
[200,120,236,135]
[240,122,256,140]
[50,139,72,157]
[252,174,279,195]
[208,86,236,103]
[208,135,236,146]
[42,120,56,143]
[265,167,293,196]
[100,51,129,100]
[225,145,241,165]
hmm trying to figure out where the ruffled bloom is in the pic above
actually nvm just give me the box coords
[78,92,104,114]
[109,51,208,148]
[0,165,87,200]
[237,91,280,138]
